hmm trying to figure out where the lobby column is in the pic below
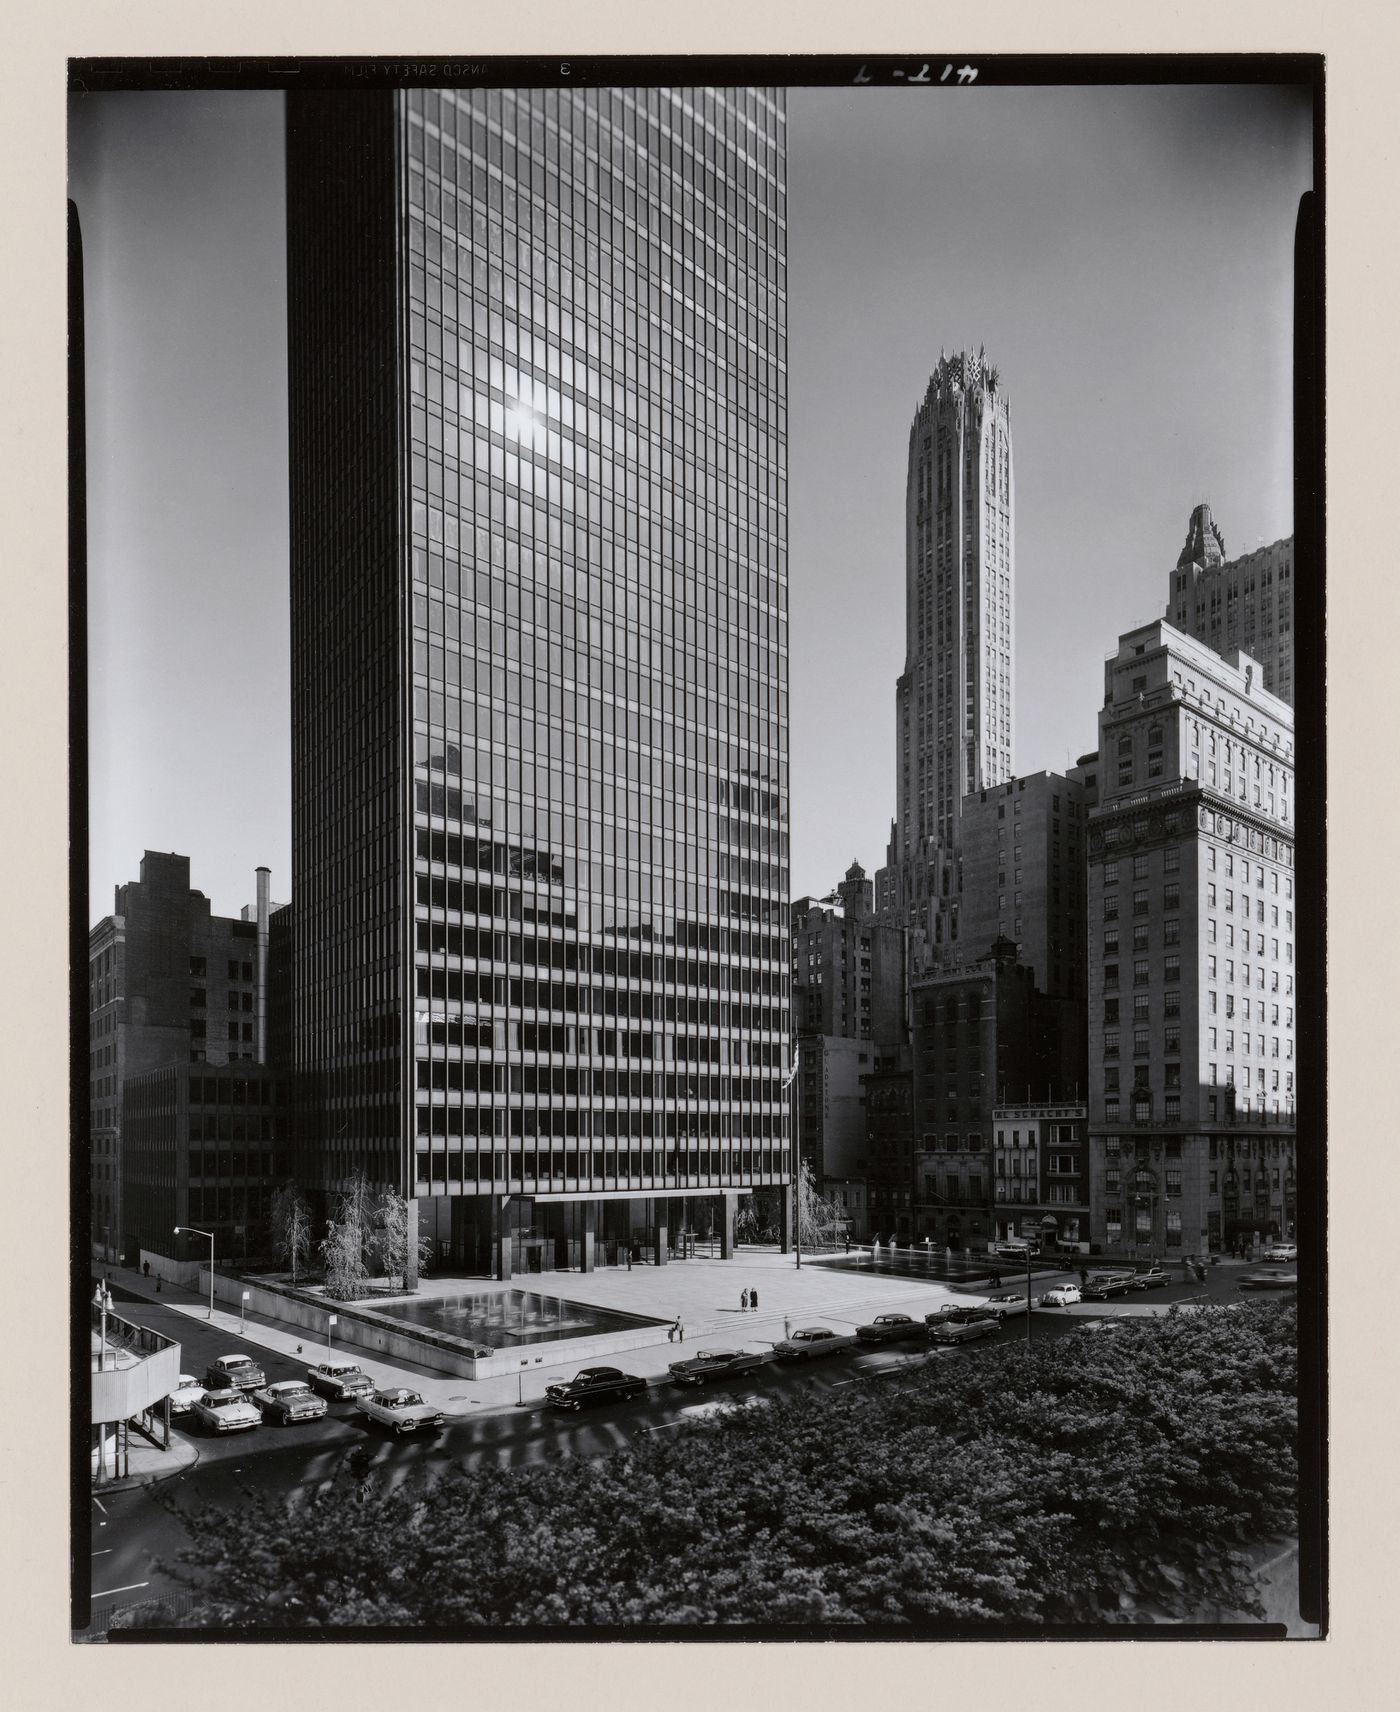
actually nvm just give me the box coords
[491,1195,512,1281]
[654,1201,668,1265]
[720,1191,737,1259]
[778,1182,793,1254]
[580,1202,596,1273]
[404,1197,420,1292]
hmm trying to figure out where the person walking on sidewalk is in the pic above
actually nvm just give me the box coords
[750,1287,759,1313]
[143,1260,151,1280]
[668,1321,676,1343]
[677,1319,685,1344]
[740,1287,749,1312]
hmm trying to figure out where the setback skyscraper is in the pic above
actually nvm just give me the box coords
[878,348,1014,965]
[1166,502,1296,706]
[286,86,790,1276]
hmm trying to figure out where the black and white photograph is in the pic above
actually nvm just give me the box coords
[65,54,1324,1644]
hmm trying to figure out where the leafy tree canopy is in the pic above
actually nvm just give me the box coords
[159,1301,1297,1631]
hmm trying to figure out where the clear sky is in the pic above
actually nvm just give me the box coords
[69,82,1313,921]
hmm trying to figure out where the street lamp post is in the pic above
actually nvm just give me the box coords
[174,1225,215,1320]
[93,1281,112,1373]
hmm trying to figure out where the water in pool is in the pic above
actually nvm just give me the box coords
[373,1289,663,1350]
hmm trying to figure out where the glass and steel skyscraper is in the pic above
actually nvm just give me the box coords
[286,86,789,1274]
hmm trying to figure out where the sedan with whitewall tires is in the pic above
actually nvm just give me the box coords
[356,1388,445,1435]
[253,1380,329,1425]
[190,1388,261,1433]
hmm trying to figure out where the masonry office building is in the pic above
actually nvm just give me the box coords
[286,86,790,1275]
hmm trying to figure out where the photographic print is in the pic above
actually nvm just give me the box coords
[68,56,1323,1642]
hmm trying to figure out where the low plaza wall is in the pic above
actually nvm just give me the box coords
[198,1269,668,1380]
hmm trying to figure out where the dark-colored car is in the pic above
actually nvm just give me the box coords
[1124,1267,1171,1292]
[668,1348,765,1386]
[305,1360,376,1403]
[926,1303,998,1327]
[545,1367,647,1410]
[1081,1273,1135,1301]
[205,1354,267,1392]
[855,1313,925,1346]
[927,1315,1001,1346]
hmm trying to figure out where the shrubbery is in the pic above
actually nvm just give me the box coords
[166,1300,1296,1629]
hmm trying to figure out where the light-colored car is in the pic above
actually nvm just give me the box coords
[191,1387,261,1433]
[1039,1284,1082,1307]
[927,1315,1001,1346]
[983,1292,1031,1320]
[668,1348,766,1385]
[1261,1244,1298,1263]
[772,1327,857,1361]
[168,1374,206,1416]
[357,1387,445,1435]
[1078,1316,1128,1335]
[1238,1267,1298,1291]
[306,1360,376,1402]
[253,1380,329,1426]
[205,1354,267,1392]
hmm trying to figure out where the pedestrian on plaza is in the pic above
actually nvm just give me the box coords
[844,1235,851,1253]
[155,1277,162,1294]
[989,1270,1001,1288]
[677,1319,685,1343]
[1078,1267,1088,1290]
[750,1287,759,1313]
[1194,1262,1206,1285]
[741,1287,749,1312]
[143,1260,150,1280]
[668,1321,676,1343]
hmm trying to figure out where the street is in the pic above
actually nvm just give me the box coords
[81,1258,1273,1634]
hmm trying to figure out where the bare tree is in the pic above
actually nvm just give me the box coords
[372,1188,435,1292]
[270,1182,313,1284]
[319,1217,368,1302]
[797,1161,844,1250]
[318,1169,376,1300]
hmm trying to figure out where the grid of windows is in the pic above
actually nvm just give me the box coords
[289,87,790,1207]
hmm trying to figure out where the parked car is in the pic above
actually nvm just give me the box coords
[1261,1243,1298,1263]
[927,1315,1001,1346]
[1039,1284,1082,1307]
[306,1360,376,1402]
[1238,1267,1298,1290]
[668,1348,766,1385]
[1081,1273,1135,1301]
[772,1327,857,1361]
[191,1387,261,1433]
[168,1374,206,1417]
[253,1379,329,1426]
[205,1353,266,1392]
[357,1387,445,1435]
[926,1303,999,1326]
[854,1312,925,1345]
[983,1292,1031,1321]
[993,1240,1039,1260]
[545,1367,648,1410]
[1124,1267,1171,1292]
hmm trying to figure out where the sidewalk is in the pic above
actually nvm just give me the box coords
[93,1431,200,1493]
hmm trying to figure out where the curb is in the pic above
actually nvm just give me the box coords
[94,1442,202,1495]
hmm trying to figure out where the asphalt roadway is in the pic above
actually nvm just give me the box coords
[80,1260,1276,1634]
